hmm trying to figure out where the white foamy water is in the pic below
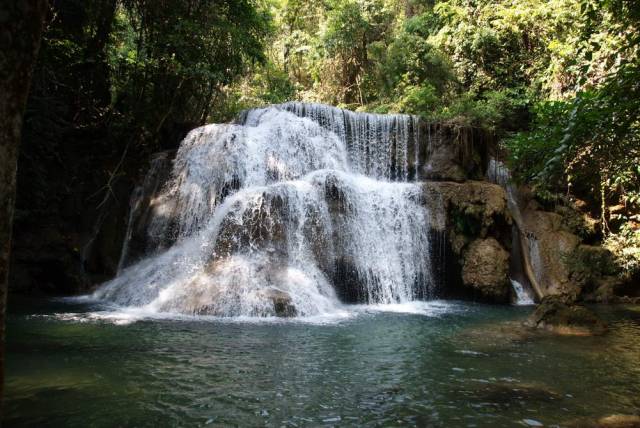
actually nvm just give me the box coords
[95,104,439,317]
[41,298,461,325]
[511,280,534,305]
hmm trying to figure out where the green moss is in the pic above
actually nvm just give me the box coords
[452,207,482,237]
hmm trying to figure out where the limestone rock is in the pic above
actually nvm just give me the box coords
[422,144,467,182]
[462,238,511,302]
[422,180,511,241]
[259,288,297,317]
[520,208,581,297]
[524,295,607,336]
[420,125,490,182]
[422,181,512,302]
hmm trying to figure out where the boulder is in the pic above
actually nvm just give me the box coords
[583,275,627,303]
[524,295,607,336]
[258,288,297,317]
[462,238,511,302]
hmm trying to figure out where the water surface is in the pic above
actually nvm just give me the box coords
[4,298,640,427]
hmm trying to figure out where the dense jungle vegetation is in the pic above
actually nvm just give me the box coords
[21,0,640,282]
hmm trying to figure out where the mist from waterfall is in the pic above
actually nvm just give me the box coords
[95,103,439,317]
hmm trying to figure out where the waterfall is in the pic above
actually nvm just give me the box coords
[240,102,423,181]
[487,158,538,304]
[511,280,534,305]
[95,104,438,317]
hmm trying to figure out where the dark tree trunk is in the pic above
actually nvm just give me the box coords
[0,0,48,406]
[84,0,118,107]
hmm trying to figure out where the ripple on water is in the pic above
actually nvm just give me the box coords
[4,299,640,427]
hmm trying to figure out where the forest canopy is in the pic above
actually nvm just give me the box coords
[24,0,640,276]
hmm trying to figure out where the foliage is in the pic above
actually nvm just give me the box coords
[111,0,270,132]
[20,0,272,216]
[504,101,571,190]
[605,223,640,275]
[502,0,640,276]
[30,0,270,144]
[563,246,620,286]
[214,61,297,122]
[25,0,640,278]
[437,89,526,131]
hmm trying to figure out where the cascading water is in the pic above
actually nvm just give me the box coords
[487,158,536,305]
[95,103,438,317]
[511,280,534,305]
[240,102,423,181]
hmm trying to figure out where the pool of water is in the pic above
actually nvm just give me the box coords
[4,297,640,427]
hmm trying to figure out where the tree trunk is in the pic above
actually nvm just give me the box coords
[0,0,48,407]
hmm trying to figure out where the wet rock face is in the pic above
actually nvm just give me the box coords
[422,181,511,242]
[119,151,177,268]
[260,288,297,317]
[462,238,510,302]
[422,140,467,182]
[521,209,581,297]
[422,181,513,302]
[499,183,637,302]
[421,126,491,182]
[524,295,607,336]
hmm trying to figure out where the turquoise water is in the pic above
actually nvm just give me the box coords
[3,298,640,427]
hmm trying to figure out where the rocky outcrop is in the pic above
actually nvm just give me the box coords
[584,274,640,304]
[118,150,176,270]
[422,181,511,242]
[462,238,510,302]
[260,288,297,317]
[524,295,607,336]
[520,208,581,297]
[513,187,633,302]
[421,125,492,182]
[422,180,513,302]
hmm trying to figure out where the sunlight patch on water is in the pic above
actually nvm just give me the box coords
[351,300,463,316]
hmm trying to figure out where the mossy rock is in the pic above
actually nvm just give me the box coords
[524,295,607,336]
[461,238,511,303]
